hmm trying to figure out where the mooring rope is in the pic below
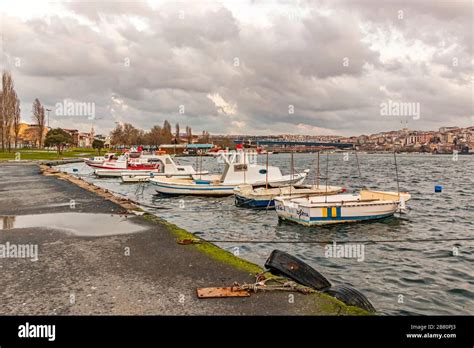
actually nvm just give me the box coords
[202,237,474,244]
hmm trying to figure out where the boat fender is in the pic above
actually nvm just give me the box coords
[264,250,331,291]
[324,284,376,313]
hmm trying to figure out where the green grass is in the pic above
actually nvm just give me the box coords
[0,148,99,161]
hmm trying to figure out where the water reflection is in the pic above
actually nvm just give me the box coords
[2,216,16,230]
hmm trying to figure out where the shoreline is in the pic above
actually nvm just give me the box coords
[0,162,369,315]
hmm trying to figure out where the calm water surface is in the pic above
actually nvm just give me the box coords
[58,153,474,315]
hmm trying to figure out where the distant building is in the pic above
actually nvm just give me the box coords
[62,127,94,147]
[16,123,49,148]
[439,126,459,133]
[94,134,111,148]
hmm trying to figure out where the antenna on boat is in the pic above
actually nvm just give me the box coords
[325,152,329,203]
[394,151,400,198]
[265,151,269,190]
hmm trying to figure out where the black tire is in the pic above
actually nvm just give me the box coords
[324,284,376,313]
[264,250,331,291]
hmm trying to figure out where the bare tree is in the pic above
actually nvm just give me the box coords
[161,120,172,144]
[110,123,125,146]
[13,91,21,149]
[32,98,45,148]
[186,126,193,143]
[145,125,162,146]
[1,71,21,152]
[1,72,12,151]
[175,123,180,143]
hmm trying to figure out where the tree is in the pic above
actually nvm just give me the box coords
[13,91,21,149]
[110,123,125,146]
[145,125,162,146]
[161,120,173,144]
[1,71,19,152]
[122,123,140,145]
[44,128,73,155]
[199,130,210,144]
[92,139,105,155]
[32,98,45,148]
[175,123,180,144]
[186,126,193,143]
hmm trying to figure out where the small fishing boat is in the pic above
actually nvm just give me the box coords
[234,184,345,209]
[150,150,310,196]
[94,169,158,178]
[93,154,207,179]
[275,190,411,226]
[121,173,152,183]
[84,153,117,166]
[150,176,236,196]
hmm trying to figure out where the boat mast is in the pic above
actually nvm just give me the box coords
[265,151,269,190]
[199,152,203,180]
[317,151,320,188]
[325,152,329,203]
[290,151,294,196]
[394,151,400,198]
[355,150,363,189]
[243,149,246,184]
[195,154,199,175]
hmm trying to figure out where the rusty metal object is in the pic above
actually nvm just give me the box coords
[197,287,250,298]
[177,238,201,245]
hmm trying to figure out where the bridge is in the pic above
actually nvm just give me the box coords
[233,139,354,149]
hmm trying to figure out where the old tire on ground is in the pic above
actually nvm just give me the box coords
[264,250,331,291]
[324,284,376,313]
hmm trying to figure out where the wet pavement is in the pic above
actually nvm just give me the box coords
[0,163,346,315]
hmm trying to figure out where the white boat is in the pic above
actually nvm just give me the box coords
[274,190,411,226]
[84,153,117,166]
[95,169,159,178]
[121,173,153,183]
[94,154,208,179]
[234,184,345,209]
[150,150,310,196]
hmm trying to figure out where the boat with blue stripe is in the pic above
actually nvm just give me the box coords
[234,184,345,209]
[275,190,411,226]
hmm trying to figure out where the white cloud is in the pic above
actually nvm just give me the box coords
[206,93,237,116]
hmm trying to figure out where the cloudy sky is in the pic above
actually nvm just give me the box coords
[0,0,472,136]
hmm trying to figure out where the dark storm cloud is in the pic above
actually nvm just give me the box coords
[1,0,472,135]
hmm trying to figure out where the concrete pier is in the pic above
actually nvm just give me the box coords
[0,163,364,315]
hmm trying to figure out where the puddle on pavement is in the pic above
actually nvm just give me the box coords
[0,213,147,237]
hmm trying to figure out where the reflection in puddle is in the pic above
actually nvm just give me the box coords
[0,213,146,237]
[3,216,15,230]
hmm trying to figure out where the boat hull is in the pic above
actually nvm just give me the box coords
[234,184,344,209]
[151,179,235,196]
[275,193,401,226]
[95,169,158,178]
[235,194,275,208]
